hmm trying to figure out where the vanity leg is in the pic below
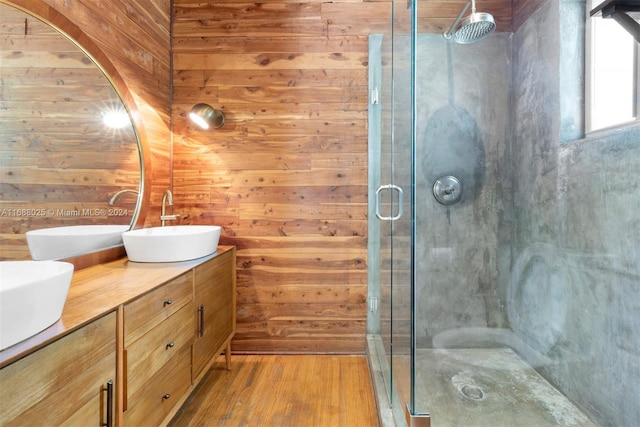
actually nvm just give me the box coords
[225,342,232,371]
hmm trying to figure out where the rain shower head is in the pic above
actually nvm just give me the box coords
[443,0,496,44]
[450,12,496,44]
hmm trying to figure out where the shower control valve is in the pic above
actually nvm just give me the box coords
[433,175,463,205]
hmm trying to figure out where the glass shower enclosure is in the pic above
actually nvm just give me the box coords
[368,1,640,426]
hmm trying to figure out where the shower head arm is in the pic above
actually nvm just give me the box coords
[443,1,471,40]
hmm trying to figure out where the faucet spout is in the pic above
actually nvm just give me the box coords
[109,189,138,205]
[161,189,178,226]
[163,189,173,206]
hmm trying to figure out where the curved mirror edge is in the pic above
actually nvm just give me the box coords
[0,0,146,264]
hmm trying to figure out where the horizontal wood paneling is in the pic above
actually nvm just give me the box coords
[0,4,139,259]
[172,0,518,354]
[417,0,513,33]
[38,0,173,227]
[172,0,386,354]
[1,0,171,261]
[4,0,525,350]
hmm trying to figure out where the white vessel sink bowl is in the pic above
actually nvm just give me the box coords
[122,225,221,263]
[26,225,129,260]
[0,261,74,350]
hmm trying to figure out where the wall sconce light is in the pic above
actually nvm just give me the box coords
[189,103,225,130]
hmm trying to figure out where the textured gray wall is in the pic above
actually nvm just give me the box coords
[413,1,639,425]
[414,34,512,345]
[512,2,640,425]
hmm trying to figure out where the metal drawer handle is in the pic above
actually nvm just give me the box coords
[164,299,173,306]
[102,380,113,427]
[162,393,171,400]
[166,342,175,350]
[198,305,205,337]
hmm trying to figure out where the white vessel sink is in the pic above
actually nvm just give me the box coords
[26,225,129,260]
[0,261,74,350]
[122,225,221,263]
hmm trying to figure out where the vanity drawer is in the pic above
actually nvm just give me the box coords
[124,271,193,346]
[125,302,194,399]
[123,345,191,427]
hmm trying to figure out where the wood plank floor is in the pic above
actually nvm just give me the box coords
[169,355,380,427]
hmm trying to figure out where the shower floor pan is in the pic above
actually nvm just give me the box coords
[396,348,596,426]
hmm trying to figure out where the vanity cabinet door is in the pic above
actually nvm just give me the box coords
[193,247,236,379]
[0,312,116,427]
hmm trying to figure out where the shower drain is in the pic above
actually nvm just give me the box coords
[452,372,487,401]
[459,384,486,401]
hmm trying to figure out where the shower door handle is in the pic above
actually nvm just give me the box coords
[375,184,403,221]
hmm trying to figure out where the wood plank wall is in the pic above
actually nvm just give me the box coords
[171,0,396,354]
[38,0,173,225]
[2,0,541,351]
[0,4,139,260]
[417,0,546,35]
[418,0,513,33]
[170,0,525,354]
[1,0,171,260]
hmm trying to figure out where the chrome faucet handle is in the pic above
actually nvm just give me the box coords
[160,214,178,227]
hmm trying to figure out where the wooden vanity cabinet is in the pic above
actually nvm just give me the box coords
[193,247,236,380]
[0,312,116,427]
[121,248,236,426]
[0,246,236,427]
[122,271,194,427]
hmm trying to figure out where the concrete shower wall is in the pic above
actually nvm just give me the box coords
[414,1,639,424]
[512,1,640,425]
[414,33,512,346]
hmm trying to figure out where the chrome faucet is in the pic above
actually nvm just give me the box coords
[160,189,179,226]
[109,189,138,205]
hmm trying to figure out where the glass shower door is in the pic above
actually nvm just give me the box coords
[410,0,512,418]
[390,0,416,420]
[370,0,416,423]
[374,1,639,425]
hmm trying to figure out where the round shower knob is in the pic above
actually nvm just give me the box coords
[433,175,462,205]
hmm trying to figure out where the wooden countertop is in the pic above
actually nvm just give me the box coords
[0,246,234,368]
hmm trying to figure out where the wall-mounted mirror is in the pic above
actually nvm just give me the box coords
[0,2,142,261]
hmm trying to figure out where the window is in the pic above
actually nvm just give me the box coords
[586,0,639,132]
